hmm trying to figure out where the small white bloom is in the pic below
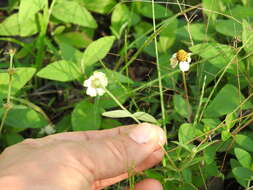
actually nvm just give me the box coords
[39,124,56,135]
[179,61,190,72]
[170,49,191,72]
[83,71,108,97]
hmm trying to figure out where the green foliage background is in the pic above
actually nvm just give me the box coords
[1,0,253,189]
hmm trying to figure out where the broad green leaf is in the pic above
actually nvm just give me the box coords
[3,133,24,146]
[232,167,253,180]
[0,67,36,97]
[173,94,191,119]
[58,42,82,63]
[178,123,195,144]
[234,148,252,168]
[202,0,222,21]
[134,21,155,57]
[0,13,39,36]
[204,145,217,164]
[182,168,192,183]
[37,60,81,82]
[55,114,72,133]
[242,20,253,53]
[185,23,214,41]
[221,130,231,141]
[235,134,253,152]
[134,2,172,19]
[133,112,158,124]
[101,119,121,129]
[52,1,97,28]
[4,105,48,129]
[205,84,252,117]
[18,0,46,22]
[101,69,134,84]
[102,110,131,118]
[228,5,253,20]
[110,4,140,38]
[82,36,115,66]
[71,100,103,131]
[158,17,178,52]
[190,42,237,73]
[215,19,242,37]
[55,31,93,49]
[81,0,116,14]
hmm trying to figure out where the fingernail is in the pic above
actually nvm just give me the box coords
[129,123,166,145]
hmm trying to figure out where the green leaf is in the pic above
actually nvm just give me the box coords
[133,112,157,124]
[82,36,115,67]
[55,114,72,133]
[178,123,195,144]
[55,31,93,49]
[37,60,81,82]
[204,145,217,164]
[202,0,222,21]
[215,19,242,37]
[182,168,192,183]
[102,110,157,123]
[81,0,116,14]
[71,100,103,131]
[102,110,131,118]
[190,42,237,73]
[3,133,24,146]
[101,119,121,129]
[52,0,97,28]
[134,2,172,19]
[110,4,140,38]
[158,17,178,52]
[0,67,36,97]
[232,167,253,180]
[234,148,252,168]
[205,84,253,118]
[18,0,46,22]
[236,134,253,152]
[173,94,191,119]
[228,5,253,20]
[101,69,134,84]
[4,105,48,129]
[0,13,39,36]
[242,20,253,53]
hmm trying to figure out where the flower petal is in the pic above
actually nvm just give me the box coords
[86,87,97,97]
[179,61,190,72]
[83,78,91,87]
[96,88,106,96]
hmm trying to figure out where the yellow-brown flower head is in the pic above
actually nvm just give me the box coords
[170,49,192,72]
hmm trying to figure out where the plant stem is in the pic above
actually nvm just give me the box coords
[0,50,15,134]
[151,0,166,132]
[104,88,141,124]
[182,72,191,122]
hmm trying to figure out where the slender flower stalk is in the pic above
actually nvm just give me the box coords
[84,71,141,124]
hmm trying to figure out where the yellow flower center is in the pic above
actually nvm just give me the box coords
[91,77,102,88]
[176,49,188,62]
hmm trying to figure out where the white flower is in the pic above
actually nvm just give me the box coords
[179,61,190,72]
[83,71,108,97]
[39,124,56,135]
[170,49,191,72]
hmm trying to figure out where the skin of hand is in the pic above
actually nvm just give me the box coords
[0,123,166,190]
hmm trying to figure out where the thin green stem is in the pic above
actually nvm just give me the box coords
[0,50,15,134]
[104,88,141,124]
[151,0,166,131]
[182,72,191,122]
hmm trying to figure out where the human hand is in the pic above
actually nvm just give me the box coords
[0,123,166,190]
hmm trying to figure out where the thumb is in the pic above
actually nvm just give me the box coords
[81,123,166,181]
